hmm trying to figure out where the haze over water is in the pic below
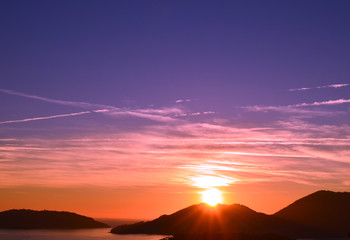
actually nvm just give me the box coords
[0,229,168,240]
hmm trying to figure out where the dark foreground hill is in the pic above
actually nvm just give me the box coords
[111,203,327,238]
[274,190,350,236]
[0,209,109,229]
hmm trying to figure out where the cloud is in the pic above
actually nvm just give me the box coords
[243,98,350,116]
[294,99,350,107]
[202,111,215,115]
[0,88,113,110]
[289,87,311,92]
[289,83,349,91]
[176,111,215,117]
[1,116,350,190]
[0,111,91,125]
[220,151,311,158]
[0,88,185,123]
[243,105,338,115]
[317,83,349,89]
[108,110,179,122]
[1,90,349,192]
[190,175,237,188]
[175,99,191,103]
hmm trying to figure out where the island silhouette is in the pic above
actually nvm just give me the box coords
[0,209,109,229]
[274,190,350,236]
[111,190,350,239]
[1,190,350,240]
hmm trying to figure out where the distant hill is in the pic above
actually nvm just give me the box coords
[0,209,109,229]
[274,190,350,236]
[111,203,326,238]
[96,218,144,228]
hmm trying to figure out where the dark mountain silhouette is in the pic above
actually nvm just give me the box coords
[111,203,327,238]
[274,190,350,236]
[0,209,109,229]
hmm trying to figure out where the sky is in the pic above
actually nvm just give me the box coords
[1,0,350,219]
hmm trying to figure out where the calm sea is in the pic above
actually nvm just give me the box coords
[0,228,169,240]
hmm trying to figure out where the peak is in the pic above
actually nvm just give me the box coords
[312,190,336,195]
[274,190,350,235]
[312,190,350,196]
[303,190,350,201]
[190,203,253,212]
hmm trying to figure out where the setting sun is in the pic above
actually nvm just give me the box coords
[201,188,223,206]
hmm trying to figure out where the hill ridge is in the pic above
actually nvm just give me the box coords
[0,209,109,229]
[274,190,350,236]
[111,201,327,238]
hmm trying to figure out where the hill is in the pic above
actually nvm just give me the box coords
[274,190,350,236]
[111,203,325,238]
[0,209,110,229]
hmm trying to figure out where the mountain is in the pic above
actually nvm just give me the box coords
[111,203,325,238]
[274,190,350,236]
[0,209,110,229]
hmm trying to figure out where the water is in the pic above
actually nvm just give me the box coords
[0,228,169,240]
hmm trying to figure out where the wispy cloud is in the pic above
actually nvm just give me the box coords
[0,88,187,123]
[1,89,349,202]
[317,83,349,89]
[175,99,191,103]
[243,105,341,116]
[0,88,113,110]
[289,83,349,91]
[1,119,349,189]
[294,98,350,107]
[244,98,350,116]
[176,111,215,117]
[0,111,91,125]
[289,87,311,92]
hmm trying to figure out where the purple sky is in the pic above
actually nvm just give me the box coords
[1,0,350,218]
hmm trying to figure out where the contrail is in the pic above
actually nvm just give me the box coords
[0,88,116,110]
[0,88,183,122]
[0,111,91,125]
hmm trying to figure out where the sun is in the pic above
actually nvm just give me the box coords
[201,188,223,206]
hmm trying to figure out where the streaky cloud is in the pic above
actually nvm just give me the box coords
[0,111,91,125]
[0,88,114,110]
[1,118,350,188]
[244,98,350,115]
[294,98,350,107]
[317,83,349,89]
[0,88,185,123]
[220,151,312,158]
[289,87,311,92]
[175,99,191,103]
[289,83,349,91]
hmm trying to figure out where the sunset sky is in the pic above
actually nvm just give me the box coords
[1,0,350,219]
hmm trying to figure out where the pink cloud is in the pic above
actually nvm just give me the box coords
[295,98,350,107]
[289,87,311,91]
[175,99,191,103]
[289,83,349,91]
[1,119,349,189]
[317,83,349,89]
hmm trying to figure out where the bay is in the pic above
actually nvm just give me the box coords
[0,228,169,240]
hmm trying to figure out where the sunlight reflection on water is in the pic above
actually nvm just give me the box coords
[0,229,169,240]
